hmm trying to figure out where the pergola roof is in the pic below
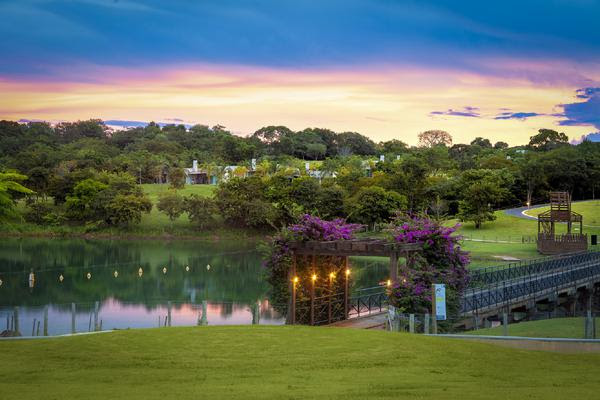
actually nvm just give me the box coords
[289,238,422,257]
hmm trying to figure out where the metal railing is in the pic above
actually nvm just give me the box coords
[462,255,600,314]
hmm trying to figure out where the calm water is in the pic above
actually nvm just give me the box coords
[0,238,388,336]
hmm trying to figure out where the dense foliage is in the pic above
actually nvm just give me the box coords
[263,215,362,315]
[2,118,600,231]
[387,215,470,315]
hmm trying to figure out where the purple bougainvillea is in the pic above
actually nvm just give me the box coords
[387,214,470,314]
[263,215,362,315]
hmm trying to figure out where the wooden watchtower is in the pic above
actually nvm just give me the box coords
[537,192,587,254]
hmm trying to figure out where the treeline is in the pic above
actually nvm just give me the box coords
[1,119,599,230]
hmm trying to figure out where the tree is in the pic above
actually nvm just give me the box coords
[106,194,152,226]
[169,167,186,189]
[65,179,108,222]
[315,184,346,219]
[215,176,277,229]
[418,130,452,148]
[494,141,509,150]
[528,129,569,151]
[157,190,185,222]
[470,137,492,148]
[456,170,511,228]
[346,186,407,229]
[0,172,34,222]
[184,194,218,229]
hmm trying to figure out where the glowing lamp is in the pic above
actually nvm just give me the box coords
[86,272,91,280]
[311,274,317,282]
[114,270,118,278]
[293,276,299,283]
[59,274,64,282]
[163,267,167,274]
[345,269,350,276]
[386,279,391,287]
[138,267,143,277]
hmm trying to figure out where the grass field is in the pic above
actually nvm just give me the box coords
[1,326,600,399]
[136,184,217,233]
[468,317,599,339]
[524,200,600,227]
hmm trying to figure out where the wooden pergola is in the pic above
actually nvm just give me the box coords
[289,238,422,281]
[287,238,423,325]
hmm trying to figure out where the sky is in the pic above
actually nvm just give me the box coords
[1,0,600,145]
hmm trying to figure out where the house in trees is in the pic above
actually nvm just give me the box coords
[184,160,248,185]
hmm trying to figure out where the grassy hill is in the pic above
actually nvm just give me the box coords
[468,317,599,339]
[1,326,600,399]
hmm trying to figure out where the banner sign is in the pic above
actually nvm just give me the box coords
[434,284,446,321]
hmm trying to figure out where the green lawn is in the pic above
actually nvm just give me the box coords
[1,326,600,399]
[524,200,600,227]
[137,184,217,233]
[468,317,599,339]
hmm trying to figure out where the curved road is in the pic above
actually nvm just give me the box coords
[504,204,546,220]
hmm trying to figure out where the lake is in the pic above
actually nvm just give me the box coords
[0,238,389,336]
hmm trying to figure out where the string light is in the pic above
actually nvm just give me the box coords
[311,274,317,282]
[386,279,391,287]
[86,272,91,280]
[59,274,64,282]
[345,269,350,276]
[293,276,299,283]
[138,267,143,277]
[329,272,335,280]
[185,266,190,272]
[206,264,211,271]
[114,270,119,278]
[162,267,167,274]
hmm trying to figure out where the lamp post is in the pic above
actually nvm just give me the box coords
[291,276,298,325]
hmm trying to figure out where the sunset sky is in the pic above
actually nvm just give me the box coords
[1,0,599,145]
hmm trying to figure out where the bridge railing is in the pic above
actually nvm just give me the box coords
[462,256,600,313]
[468,250,600,288]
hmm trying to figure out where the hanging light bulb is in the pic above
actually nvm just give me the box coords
[138,267,143,277]
[206,264,211,271]
[185,266,190,272]
[114,270,119,278]
[311,274,317,282]
[86,272,91,280]
[162,267,167,274]
[59,274,64,283]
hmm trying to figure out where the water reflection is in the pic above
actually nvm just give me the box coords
[0,238,390,336]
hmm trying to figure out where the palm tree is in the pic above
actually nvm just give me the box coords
[0,172,34,222]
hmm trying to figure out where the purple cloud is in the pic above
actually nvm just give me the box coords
[571,132,600,144]
[494,112,543,120]
[430,107,480,118]
[558,87,600,130]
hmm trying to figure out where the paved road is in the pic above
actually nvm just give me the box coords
[504,204,546,220]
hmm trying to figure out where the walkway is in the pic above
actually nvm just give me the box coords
[329,311,387,329]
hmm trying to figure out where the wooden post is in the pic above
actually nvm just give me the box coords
[310,276,315,326]
[32,318,37,336]
[424,313,430,334]
[94,301,99,331]
[288,256,297,325]
[431,285,437,335]
[201,300,208,326]
[344,257,349,319]
[88,313,92,332]
[502,312,509,336]
[409,314,415,333]
[71,303,76,334]
[13,307,19,335]
[167,301,172,327]
[36,320,40,336]
[43,305,48,336]
[291,278,297,325]
[328,274,333,324]
[389,252,398,283]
